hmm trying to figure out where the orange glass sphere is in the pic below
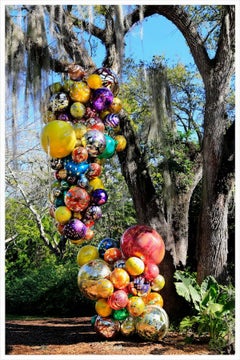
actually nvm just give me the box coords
[87,74,103,89]
[110,268,130,289]
[104,248,122,264]
[115,135,127,152]
[144,292,164,308]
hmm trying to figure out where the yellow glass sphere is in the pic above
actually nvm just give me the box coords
[125,257,145,276]
[151,274,165,291]
[54,206,72,224]
[73,123,87,139]
[100,110,111,120]
[96,278,114,298]
[127,296,145,317]
[70,81,91,103]
[110,268,130,289]
[70,239,85,245]
[109,97,122,113]
[95,298,112,317]
[70,102,86,119]
[87,74,103,89]
[89,177,105,190]
[77,245,99,266]
[40,120,76,158]
[115,135,127,152]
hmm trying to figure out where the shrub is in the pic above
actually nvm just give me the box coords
[6,258,94,317]
[174,270,235,354]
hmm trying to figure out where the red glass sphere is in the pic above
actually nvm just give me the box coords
[120,225,165,265]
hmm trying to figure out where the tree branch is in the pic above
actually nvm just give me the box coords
[45,5,96,71]
[124,5,212,83]
[5,234,19,244]
[7,165,61,256]
[70,16,105,42]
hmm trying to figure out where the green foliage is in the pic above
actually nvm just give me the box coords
[174,270,235,353]
[6,256,94,317]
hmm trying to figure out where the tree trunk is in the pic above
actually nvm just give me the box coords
[196,6,235,283]
[197,92,234,283]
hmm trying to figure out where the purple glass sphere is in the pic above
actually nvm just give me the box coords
[104,113,119,129]
[63,219,87,240]
[92,88,114,112]
[84,205,102,221]
[56,112,72,122]
[91,189,108,206]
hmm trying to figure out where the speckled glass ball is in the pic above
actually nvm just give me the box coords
[64,159,90,177]
[94,68,119,95]
[83,205,102,222]
[72,146,88,163]
[104,248,122,264]
[70,81,91,103]
[63,218,87,240]
[49,92,69,112]
[64,186,90,212]
[92,88,114,112]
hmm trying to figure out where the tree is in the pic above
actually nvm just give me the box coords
[5,5,235,316]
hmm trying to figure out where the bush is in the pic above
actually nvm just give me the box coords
[174,270,235,354]
[6,258,94,317]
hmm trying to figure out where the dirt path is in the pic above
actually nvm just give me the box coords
[6,317,214,355]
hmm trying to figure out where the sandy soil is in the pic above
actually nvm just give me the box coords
[5,317,215,356]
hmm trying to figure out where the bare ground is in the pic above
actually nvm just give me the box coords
[5,317,215,356]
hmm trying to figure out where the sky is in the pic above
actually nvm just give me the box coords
[125,14,194,66]
[86,7,194,69]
